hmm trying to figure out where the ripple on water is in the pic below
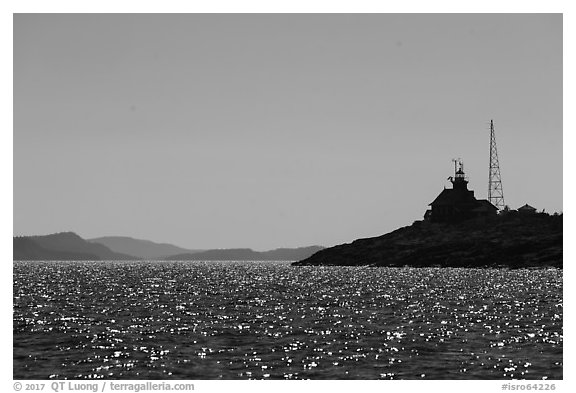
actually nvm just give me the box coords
[13,261,562,379]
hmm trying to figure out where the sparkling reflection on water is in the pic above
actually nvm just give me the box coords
[13,261,562,379]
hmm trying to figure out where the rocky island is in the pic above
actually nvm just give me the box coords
[295,159,562,269]
[293,212,562,268]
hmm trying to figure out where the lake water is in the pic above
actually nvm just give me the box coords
[13,261,563,380]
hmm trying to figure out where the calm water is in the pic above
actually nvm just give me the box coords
[13,261,562,380]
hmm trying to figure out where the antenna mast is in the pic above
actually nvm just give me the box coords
[488,120,505,210]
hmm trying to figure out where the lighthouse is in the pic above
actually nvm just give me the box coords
[425,159,497,223]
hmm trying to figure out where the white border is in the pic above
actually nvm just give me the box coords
[4,1,573,391]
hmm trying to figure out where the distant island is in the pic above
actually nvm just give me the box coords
[13,232,323,261]
[13,232,135,261]
[293,212,562,268]
[165,246,325,261]
[87,236,205,260]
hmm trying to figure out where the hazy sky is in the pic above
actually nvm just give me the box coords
[13,13,562,250]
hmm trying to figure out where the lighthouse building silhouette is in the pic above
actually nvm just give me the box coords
[424,159,497,223]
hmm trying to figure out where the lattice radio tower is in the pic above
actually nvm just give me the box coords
[488,119,505,210]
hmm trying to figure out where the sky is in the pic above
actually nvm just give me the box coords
[13,13,562,250]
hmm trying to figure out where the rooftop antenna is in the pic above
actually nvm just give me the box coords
[488,120,505,210]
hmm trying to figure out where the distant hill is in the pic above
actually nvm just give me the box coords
[88,236,204,259]
[167,246,325,261]
[13,232,324,262]
[14,232,136,261]
[14,237,100,260]
[294,213,562,268]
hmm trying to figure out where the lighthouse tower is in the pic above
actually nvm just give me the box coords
[450,159,468,191]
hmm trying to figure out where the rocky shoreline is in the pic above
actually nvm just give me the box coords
[293,213,562,268]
